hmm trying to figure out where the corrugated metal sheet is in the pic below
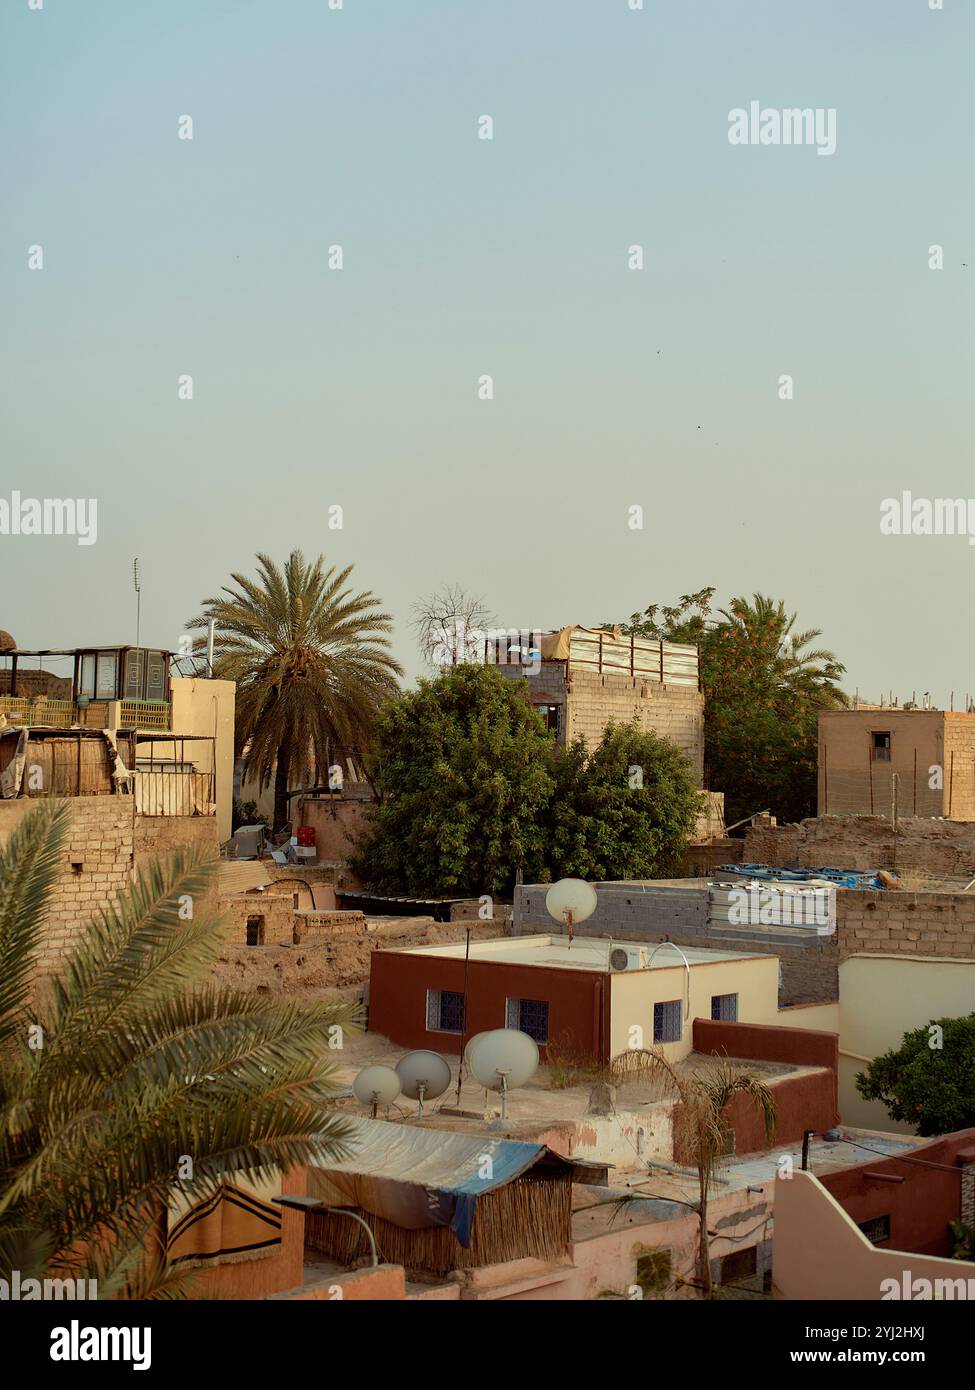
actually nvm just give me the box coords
[566,628,699,686]
[307,1117,561,1245]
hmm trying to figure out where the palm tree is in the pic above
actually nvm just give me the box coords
[191,550,403,832]
[611,1049,776,1296]
[716,594,847,709]
[0,801,359,1298]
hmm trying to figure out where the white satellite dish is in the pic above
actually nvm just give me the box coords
[545,878,597,945]
[464,1031,490,1068]
[396,1050,451,1116]
[352,1065,401,1116]
[469,1028,539,1120]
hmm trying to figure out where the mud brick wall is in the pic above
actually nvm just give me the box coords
[743,816,975,878]
[219,893,298,945]
[0,798,219,979]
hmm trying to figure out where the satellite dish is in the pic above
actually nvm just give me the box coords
[545,878,597,944]
[469,1028,539,1119]
[464,1031,490,1069]
[352,1065,401,1116]
[396,1050,451,1116]
[609,947,630,972]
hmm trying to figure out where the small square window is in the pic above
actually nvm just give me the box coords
[653,999,682,1044]
[426,989,465,1034]
[857,1214,891,1246]
[506,997,549,1044]
[872,732,891,762]
[711,993,738,1023]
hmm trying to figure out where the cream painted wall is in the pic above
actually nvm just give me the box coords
[135,678,235,842]
[609,955,781,1061]
[776,1002,840,1033]
[834,954,975,1133]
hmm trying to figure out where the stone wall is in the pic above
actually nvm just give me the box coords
[0,797,219,979]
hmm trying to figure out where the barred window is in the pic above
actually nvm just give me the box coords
[505,996,549,1044]
[426,988,465,1033]
[711,993,738,1023]
[653,999,682,1044]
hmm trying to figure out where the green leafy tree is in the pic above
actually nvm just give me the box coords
[612,589,847,824]
[191,550,402,832]
[352,664,555,896]
[353,670,701,894]
[544,723,702,881]
[855,1015,975,1136]
[0,801,359,1298]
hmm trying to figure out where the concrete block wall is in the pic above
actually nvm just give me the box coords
[838,890,975,960]
[513,881,837,1005]
[943,715,975,820]
[564,670,704,782]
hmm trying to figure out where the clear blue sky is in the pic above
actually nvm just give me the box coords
[2,0,973,702]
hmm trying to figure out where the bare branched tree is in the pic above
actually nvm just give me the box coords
[410,583,497,668]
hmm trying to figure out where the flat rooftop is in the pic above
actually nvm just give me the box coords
[392,934,765,972]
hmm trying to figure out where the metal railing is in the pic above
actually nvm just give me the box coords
[135,768,216,817]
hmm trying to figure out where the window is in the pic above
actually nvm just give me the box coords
[711,993,738,1023]
[653,999,682,1044]
[635,1248,672,1296]
[124,649,145,699]
[95,652,118,700]
[505,996,549,1044]
[426,988,466,1034]
[79,653,96,698]
[872,731,891,762]
[857,1214,891,1246]
[535,704,561,736]
[718,1247,758,1287]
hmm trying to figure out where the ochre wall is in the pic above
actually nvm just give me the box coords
[298,796,371,864]
[368,950,607,1061]
[565,669,704,784]
[689,1018,840,1156]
